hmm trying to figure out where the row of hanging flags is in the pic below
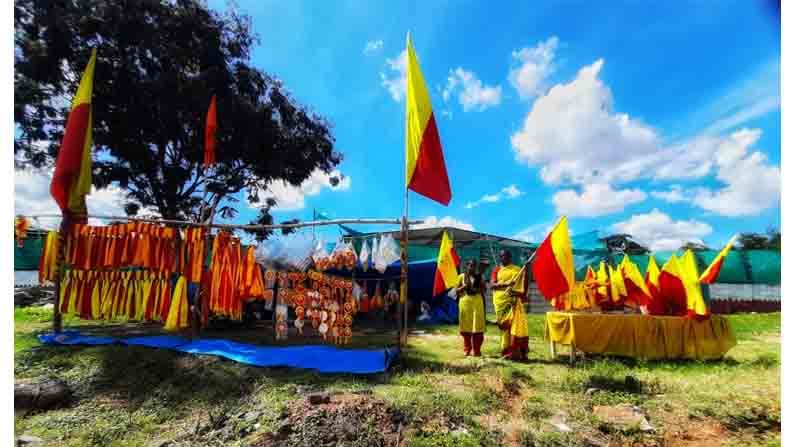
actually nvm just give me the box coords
[434,218,738,320]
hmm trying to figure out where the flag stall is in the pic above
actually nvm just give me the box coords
[533,224,739,362]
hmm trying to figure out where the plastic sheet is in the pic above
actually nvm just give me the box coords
[39,332,400,374]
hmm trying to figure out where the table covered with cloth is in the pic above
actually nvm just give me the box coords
[544,312,736,360]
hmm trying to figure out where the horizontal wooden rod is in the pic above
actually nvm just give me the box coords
[24,214,423,231]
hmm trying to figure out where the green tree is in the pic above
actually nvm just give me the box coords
[14,0,341,230]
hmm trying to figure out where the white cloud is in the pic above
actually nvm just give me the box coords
[650,185,687,203]
[510,58,780,218]
[465,184,523,209]
[14,166,146,228]
[502,185,521,198]
[686,58,780,136]
[512,221,555,243]
[363,39,384,55]
[261,169,351,212]
[509,36,559,99]
[691,129,780,216]
[553,183,646,217]
[411,216,474,231]
[511,59,660,186]
[440,109,453,119]
[611,209,713,251]
[380,50,407,102]
[443,67,502,111]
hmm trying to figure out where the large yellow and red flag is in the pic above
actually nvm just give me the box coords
[658,254,688,316]
[405,34,452,205]
[699,235,737,284]
[50,49,97,220]
[644,255,664,314]
[432,230,460,295]
[620,255,651,307]
[204,95,217,167]
[531,217,575,300]
[681,249,710,319]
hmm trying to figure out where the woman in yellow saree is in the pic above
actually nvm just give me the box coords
[455,260,486,356]
[490,250,529,361]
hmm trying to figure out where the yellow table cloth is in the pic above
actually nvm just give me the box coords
[544,312,736,360]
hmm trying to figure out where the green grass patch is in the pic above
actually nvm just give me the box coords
[13,310,780,446]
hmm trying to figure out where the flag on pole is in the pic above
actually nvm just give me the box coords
[681,249,710,319]
[531,217,575,300]
[658,254,688,316]
[50,48,97,219]
[405,33,452,205]
[620,255,651,306]
[699,235,738,284]
[609,264,627,303]
[432,230,460,295]
[204,95,217,167]
[645,255,661,297]
[596,261,609,304]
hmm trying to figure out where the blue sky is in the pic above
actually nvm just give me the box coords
[199,0,781,251]
[15,1,781,251]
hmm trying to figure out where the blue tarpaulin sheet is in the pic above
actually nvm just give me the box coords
[38,332,399,374]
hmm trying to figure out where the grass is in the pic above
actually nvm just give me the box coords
[14,306,781,446]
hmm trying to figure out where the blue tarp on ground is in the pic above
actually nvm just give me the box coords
[38,332,399,374]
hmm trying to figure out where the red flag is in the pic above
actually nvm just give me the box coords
[204,95,217,167]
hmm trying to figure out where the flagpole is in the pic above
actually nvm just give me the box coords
[400,187,409,347]
[52,216,68,333]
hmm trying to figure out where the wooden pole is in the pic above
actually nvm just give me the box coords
[399,188,409,347]
[26,214,421,231]
[52,218,69,333]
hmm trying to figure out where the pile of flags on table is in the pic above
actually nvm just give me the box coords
[432,213,736,320]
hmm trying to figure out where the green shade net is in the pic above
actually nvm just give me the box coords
[14,236,45,270]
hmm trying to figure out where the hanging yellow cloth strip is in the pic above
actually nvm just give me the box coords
[165,276,189,331]
[38,231,59,285]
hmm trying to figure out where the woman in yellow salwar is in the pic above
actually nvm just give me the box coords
[455,260,486,356]
[490,250,529,361]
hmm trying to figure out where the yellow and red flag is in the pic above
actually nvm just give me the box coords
[432,230,460,295]
[609,264,627,304]
[405,34,451,205]
[681,249,710,319]
[699,235,737,284]
[645,256,661,297]
[595,261,609,304]
[620,255,651,307]
[50,49,97,220]
[204,95,217,167]
[658,254,688,316]
[531,217,575,300]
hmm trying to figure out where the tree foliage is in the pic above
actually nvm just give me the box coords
[15,0,341,225]
[738,229,780,251]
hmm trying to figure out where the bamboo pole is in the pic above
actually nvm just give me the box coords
[399,188,409,347]
[27,214,421,231]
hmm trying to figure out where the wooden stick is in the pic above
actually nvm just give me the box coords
[26,214,422,231]
[52,218,68,333]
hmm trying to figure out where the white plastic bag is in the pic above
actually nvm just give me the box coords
[376,234,400,273]
[371,237,381,272]
[359,240,370,272]
[281,232,315,271]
